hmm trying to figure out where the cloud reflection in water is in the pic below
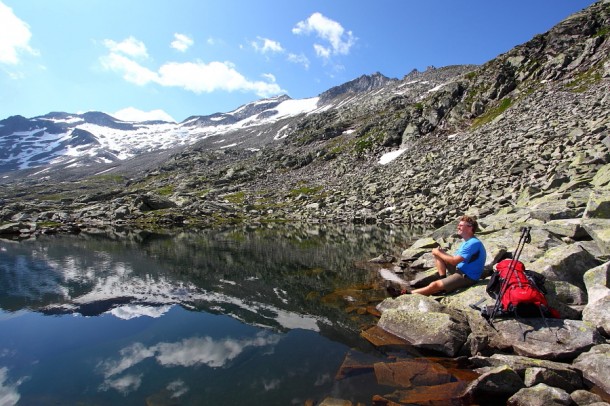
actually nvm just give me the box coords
[0,367,26,406]
[97,332,281,395]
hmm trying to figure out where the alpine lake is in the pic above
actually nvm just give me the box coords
[0,223,476,405]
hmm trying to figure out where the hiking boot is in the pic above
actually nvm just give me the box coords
[386,286,410,298]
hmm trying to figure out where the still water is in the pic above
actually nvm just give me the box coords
[0,223,420,405]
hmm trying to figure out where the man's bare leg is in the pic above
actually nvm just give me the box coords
[434,256,448,277]
[411,280,444,295]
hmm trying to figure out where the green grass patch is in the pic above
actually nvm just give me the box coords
[38,194,65,201]
[471,97,512,128]
[594,26,610,38]
[565,67,603,93]
[354,137,374,154]
[224,191,246,204]
[37,221,63,227]
[156,185,175,196]
[353,127,384,156]
[289,185,323,197]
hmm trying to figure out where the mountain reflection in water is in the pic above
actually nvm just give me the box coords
[0,223,422,405]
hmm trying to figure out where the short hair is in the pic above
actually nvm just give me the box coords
[460,215,479,233]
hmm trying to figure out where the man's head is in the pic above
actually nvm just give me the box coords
[457,215,478,238]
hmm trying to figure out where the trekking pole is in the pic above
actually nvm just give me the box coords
[488,227,531,324]
[506,226,531,290]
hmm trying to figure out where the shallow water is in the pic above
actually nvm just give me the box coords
[0,223,421,405]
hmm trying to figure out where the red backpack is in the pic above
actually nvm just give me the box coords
[486,259,560,319]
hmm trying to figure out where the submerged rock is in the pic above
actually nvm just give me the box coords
[460,365,525,404]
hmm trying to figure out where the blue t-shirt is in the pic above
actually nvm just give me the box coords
[455,237,486,281]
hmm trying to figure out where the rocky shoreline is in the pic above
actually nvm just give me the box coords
[364,183,610,405]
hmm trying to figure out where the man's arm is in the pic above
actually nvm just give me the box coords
[431,247,465,267]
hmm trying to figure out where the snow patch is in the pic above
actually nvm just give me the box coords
[379,148,407,165]
[112,107,175,123]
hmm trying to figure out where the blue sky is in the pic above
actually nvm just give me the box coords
[0,0,597,123]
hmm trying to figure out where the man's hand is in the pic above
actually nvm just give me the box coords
[431,247,446,256]
[432,247,464,267]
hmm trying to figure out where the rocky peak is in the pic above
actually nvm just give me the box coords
[319,72,397,104]
[78,111,135,131]
[181,95,294,127]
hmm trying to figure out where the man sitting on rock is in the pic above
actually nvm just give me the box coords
[390,215,487,296]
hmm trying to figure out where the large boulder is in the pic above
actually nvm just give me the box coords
[544,280,586,320]
[541,218,590,240]
[527,196,585,222]
[528,244,600,290]
[570,389,608,405]
[470,354,583,393]
[439,284,500,356]
[581,219,610,259]
[477,211,532,234]
[0,222,23,235]
[478,227,563,265]
[572,344,610,396]
[440,283,493,314]
[135,193,177,211]
[524,367,581,393]
[376,295,470,357]
[400,237,438,261]
[491,318,603,360]
[591,164,610,189]
[583,190,610,219]
[460,365,525,404]
[582,262,610,337]
[507,383,573,406]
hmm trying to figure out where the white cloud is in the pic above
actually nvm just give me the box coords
[102,36,148,59]
[261,73,276,83]
[100,52,157,85]
[100,37,284,98]
[171,33,193,52]
[313,44,331,59]
[293,12,356,58]
[0,1,38,65]
[112,108,176,123]
[157,60,283,97]
[251,36,284,54]
[287,53,310,69]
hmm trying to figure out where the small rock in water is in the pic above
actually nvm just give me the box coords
[369,253,396,263]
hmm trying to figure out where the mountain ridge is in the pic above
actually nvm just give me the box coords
[0,0,608,231]
[0,67,470,178]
